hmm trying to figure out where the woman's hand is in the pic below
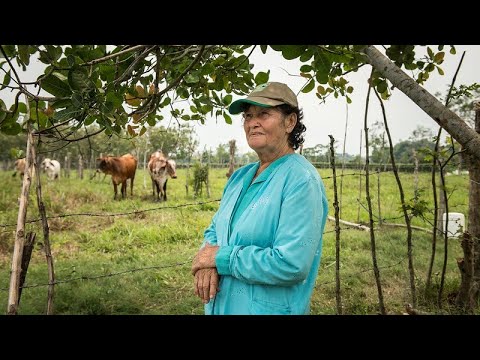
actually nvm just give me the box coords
[191,243,219,275]
[194,268,220,304]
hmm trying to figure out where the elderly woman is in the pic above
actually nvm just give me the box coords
[192,82,328,315]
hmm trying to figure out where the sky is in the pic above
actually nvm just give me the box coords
[2,45,479,156]
[193,45,480,155]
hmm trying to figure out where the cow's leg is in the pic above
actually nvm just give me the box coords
[113,181,118,200]
[163,178,168,201]
[121,181,127,199]
[151,179,156,197]
[130,175,135,196]
[154,181,161,201]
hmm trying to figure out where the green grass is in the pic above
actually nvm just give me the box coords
[0,166,471,314]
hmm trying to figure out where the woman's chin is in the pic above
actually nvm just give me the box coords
[247,139,265,151]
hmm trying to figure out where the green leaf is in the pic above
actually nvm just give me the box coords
[50,99,72,109]
[161,97,171,107]
[185,73,199,84]
[1,70,11,90]
[223,94,233,106]
[254,71,269,85]
[450,46,456,55]
[42,73,72,97]
[260,45,268,54]
[299,49,314,62]
[71,92,83,108]
[302,79,315,93]
[281,45,306,60]
[68,67,93,91]
[300,65,312,73]
[223,112,232,124]
[1,121,22,135]
[67,55,76,67]
[84,116,96,126]
[436,66,444,76]
[147,116,156,126]
[1,45,15,58]
[53,106,80,122]
[427,47,434,59]
[315,71,329,84]
[346,86,354,94]
[106,91,123,108]
[18,45,30,66]
[17,102,27,113]
[377,80,388,94]
[201,63,215,76]
[0,100,6,122]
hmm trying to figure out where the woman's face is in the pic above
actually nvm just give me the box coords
[242,105,293,155]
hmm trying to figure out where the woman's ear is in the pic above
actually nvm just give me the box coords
[286,113,297,133]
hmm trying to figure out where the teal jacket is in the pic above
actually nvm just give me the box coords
[203,153,328,315]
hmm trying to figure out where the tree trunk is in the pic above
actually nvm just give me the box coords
[456,100,480,311]
[362,46,480,163]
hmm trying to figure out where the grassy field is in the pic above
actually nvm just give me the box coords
[0,165,471,315]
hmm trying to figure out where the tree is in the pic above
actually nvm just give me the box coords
[0,45,262,141]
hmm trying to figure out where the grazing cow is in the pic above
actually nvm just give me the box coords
[12,158,36,180]
[147,151,177,201]
[12,158,26,178]
[41,158,61,180]
[97,154,138,200]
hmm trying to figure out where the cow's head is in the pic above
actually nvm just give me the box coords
[96,157,111,172]
[151,157,167,176]
[166,160,177,179]
[41,158,51,170]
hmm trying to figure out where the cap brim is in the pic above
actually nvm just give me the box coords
[228,97,285,115]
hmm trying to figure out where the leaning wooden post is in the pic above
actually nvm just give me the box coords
[32,139,55,314]
[329,135,343,315]
[78,154,83,180]
[7,123,34,314]
[456,99,480,311]
[226,139,236,178]
[18,232,36,306]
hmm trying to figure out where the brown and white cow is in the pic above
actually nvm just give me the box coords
[147,151,177,201]
[97,154,138,200]
[12,158,26,178]
[12,157,37,179]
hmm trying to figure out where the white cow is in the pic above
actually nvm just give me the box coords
[41,158,61,180]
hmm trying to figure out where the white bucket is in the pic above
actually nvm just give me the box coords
[442,212,465,238]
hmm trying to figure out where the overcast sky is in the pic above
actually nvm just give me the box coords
[2,45,479,156]
[193,45,480,155]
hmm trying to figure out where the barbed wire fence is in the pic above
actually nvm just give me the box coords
[0,165,471,313]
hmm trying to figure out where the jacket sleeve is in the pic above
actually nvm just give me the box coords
[203,211,219,246]
[215,176,326,286]
[202,169,240,247]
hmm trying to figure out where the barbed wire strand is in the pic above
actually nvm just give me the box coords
[0,199,222,228]
[0,259,192,291]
